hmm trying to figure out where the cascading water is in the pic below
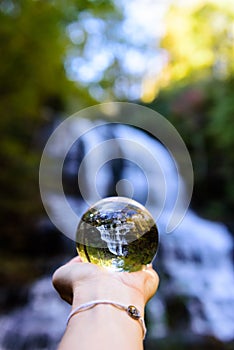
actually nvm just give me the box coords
[97,223,131,256]
[0,119,233,349]
[0,277,70,350]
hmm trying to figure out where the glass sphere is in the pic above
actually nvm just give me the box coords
[76,197,159,272]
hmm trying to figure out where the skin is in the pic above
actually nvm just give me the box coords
[53,257,159,350]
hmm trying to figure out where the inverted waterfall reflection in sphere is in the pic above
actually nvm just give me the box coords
[76,197,159,272]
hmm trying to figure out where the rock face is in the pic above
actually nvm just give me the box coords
[0,121,233,349]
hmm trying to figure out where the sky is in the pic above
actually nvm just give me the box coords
[65,0,172,101]
[65,0,228,101]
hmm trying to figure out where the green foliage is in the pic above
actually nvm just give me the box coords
[160,1,234,85]
[0,0,114,254]
[146,0,234,222]
[0,1,61,239]
[149,77,234,221]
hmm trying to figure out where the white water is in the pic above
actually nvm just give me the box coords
[149,213,234,341]
[0,278,69,350]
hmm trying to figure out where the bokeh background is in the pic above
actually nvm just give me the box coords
[0,0,234,349]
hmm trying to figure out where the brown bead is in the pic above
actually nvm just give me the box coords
[127,305,141,320]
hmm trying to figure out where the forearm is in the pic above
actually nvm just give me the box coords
[58,277,146,350]
[59,303,144,350]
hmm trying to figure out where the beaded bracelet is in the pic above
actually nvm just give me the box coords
[66,299,147,339]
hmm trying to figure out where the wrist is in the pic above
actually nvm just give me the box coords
[67,300,147,340]
[72,274,145,315]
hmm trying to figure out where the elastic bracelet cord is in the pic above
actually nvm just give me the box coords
[66,299,147,339]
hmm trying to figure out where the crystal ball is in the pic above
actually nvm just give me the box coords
[76,197,159,272]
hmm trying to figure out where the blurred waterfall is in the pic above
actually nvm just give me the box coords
[0,120,233,349]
